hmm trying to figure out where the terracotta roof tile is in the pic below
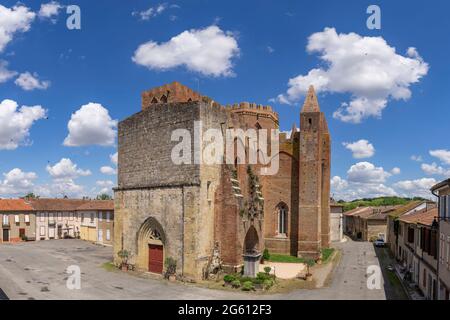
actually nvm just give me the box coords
[398,207,438,226]
[28,199,91,211]
[0,199,33,211]
[76,200,114,211]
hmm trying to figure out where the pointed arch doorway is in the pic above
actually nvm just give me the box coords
[137,217,166,274]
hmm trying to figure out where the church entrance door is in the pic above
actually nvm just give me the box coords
[148,244,163,274]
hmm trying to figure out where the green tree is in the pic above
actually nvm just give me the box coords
[22,193,39,199]
[96,194,112,200]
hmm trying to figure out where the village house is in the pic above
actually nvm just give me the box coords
[0,198,116,244]
[344,206,399,241]
[330,202,344,242]
[386,200,436,259]
[77,200,114,246]
[114,82,332,280]
[0,199,36,243]
[396,207,439,300]
[431,178,450,300]
[30,199,87,240]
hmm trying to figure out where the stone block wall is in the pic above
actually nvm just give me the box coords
[118,101,201,190]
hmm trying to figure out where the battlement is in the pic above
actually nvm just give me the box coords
[141,81,203,111]
[141,82,279,125]
[226,102,279,124]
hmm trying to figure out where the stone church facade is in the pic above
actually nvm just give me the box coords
[114,82,331,281]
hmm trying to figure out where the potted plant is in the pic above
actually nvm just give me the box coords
[165,257,177,281]
[117,250,130,271]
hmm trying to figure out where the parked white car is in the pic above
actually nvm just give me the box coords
[374,239,385,247]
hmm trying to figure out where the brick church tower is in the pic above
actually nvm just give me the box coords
[298,86,331,258]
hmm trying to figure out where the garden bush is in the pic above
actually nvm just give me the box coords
[231,280,241,288]
[223,274,236,283]
[263,248,270,261]
[263,279,274,290]
[256,272,272,281]
[241,281,254,291]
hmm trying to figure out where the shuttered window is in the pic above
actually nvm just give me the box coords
[408,227,415,243]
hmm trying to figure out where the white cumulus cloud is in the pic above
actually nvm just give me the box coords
[343,139,375,159]
[347,162,391,184]
[421,162,450,176]
[0,60,17,83]
[46,158,91,180]
[15,72,50,91]
[0,168,37,196]
[331,176,348,191]
[110,152,118,166]
[0,4,36,52]
[38,1,63,21]
[0,99,47,150]
[100,166,117,175]
[276,28,428,123]
[393,178,437,199]
[132,25,240,77]
[430,149,450,165]
[63,103,117,147]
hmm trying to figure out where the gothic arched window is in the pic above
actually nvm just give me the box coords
[277,203,288,236]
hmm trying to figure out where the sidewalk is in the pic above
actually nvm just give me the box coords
[393,264,425,300]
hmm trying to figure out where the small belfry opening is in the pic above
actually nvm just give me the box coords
[136,217,166,274]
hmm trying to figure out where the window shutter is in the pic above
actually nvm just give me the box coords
[431,230,437,259]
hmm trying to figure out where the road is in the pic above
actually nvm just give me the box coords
[0,238,405,300]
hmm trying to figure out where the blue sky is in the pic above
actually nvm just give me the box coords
[0,0,449,200]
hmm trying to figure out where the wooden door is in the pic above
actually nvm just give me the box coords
[148,244,163,274]
[49,227,55,239]
[2,229,9,242]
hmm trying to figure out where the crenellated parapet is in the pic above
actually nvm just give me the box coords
[225,102,279,125]
[141,81,203,111]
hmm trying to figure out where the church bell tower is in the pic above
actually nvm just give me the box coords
[298,86,331,258]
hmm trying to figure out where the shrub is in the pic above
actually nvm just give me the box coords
[256,272,272,281]
[164,257,177,277]
[263,279,274,290]
[240,276,253,283]
[223,274,236,283]
[264,266,272,274]
[117,250,130,265]
[241,281,254,291]
[231,280,241,288]
[263,248,270,261]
